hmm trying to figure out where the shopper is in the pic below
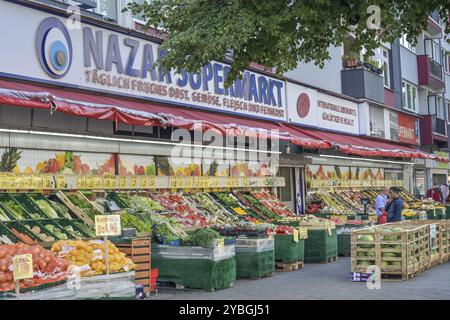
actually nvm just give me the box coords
[440,184,449,203]
[375,187,389,224]
[386,187,404,222]
[427,186,443,202]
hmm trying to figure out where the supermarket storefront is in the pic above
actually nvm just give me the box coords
[0,1,446,212]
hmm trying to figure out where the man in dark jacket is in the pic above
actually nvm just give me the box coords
[386,187,404,222]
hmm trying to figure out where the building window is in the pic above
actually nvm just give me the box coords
[97,0,118,21]
[447,100,450,123]
[380,48,390,88]
[402,81,418,112]
[131,0,150,23]
[443,50,450,74]
[400,34,416,52]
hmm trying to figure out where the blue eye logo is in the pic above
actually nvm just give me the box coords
[36,17,72,78]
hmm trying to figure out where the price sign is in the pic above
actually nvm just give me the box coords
[85,176,93,188]
[243,176,250,187]
[140,176,148,188]
[33,176,43,189]
[130,176,137,188]
[42,176,53,189]
[217,238,225,247]
[119,176,126,188]
[93,176,102,188]
[13,254,33,281]
[193,177,200,188]
[95,215,121,236]
[185,177,192,189]
[212,177,219,188]
[7,175,16,188]
[56,175,66,189]
[149,176,155,189]
[293,229,299,242]
[77,176,86,189]
[170,177,177,188]
[0,174,7,188]
[23,176,33,189]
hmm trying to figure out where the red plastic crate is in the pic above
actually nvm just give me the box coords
[150,268,158,291]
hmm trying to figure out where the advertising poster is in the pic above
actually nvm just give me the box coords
[0,148,115,175]
[156,156,201,176]
[117,154,156,176]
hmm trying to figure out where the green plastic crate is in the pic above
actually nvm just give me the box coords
[304,228,338,263]
[337,233,351,256]
[274,234,304,263]
[235,250,275,279]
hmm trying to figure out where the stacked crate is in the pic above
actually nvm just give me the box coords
[351,223,430,281]
[116,238,152,293]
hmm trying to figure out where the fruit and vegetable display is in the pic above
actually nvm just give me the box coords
[0,207,10,221]
[51,240,135,276]
[183,228,222,247]
[23,225,56,243]
[234,192,281,220]
[251,191,295,217]
[2,200,27,220]
[0,243,70,292]
[65,192,101,220]
[274,225,295,235]
[34,200,60,219]
[307,188,444,218]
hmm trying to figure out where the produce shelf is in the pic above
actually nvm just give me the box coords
[0,193,33,220]
[10,193,49,219]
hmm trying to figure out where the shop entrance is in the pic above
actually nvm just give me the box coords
[277,167,295,211]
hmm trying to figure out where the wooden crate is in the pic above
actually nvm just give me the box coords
[56,190,93,225]
[351,223,430,281]
[399,220,446,266]
[116,238,152,293]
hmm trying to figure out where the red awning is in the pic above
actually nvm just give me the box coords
[295,127,440,161]
[0,80,330,150]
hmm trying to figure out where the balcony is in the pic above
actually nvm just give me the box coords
[427,12,443,37]
[420,115,448,146]
[417,55,445,92]
[341,68,384,104]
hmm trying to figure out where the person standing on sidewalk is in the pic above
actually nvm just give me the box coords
[386,187,404,222]
[375,187,389,224]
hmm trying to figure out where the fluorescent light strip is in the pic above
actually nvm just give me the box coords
[0,128,281,154]
[318,154,415,165]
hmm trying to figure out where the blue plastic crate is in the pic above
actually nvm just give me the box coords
[160,239,181,246]
[224,237,236,246]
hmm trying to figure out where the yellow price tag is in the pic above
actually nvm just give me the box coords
[141,176,148,188]
[93,176,102,188]
[13,254,33,281]
[85,176,93,188]
[193,177,200,188]
[149,176,155,188]
[170,177,177,188]
[185,177,192,189]
[243,176,250,187]
[56,176,66,189]
[7,175,16,188]
[33,176,43,189]
[0,174,7,188]
[293,229,299,242]
[176,177,183,188]
[130,176,137,188]
[119,176,126,188]
[23,176,33,189]
[77,176,86,189]
[42,176,52,189]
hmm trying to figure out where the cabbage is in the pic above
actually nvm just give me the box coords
[36,200,59,218]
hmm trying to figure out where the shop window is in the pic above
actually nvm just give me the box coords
[381,48,391,88]
[432,174,447,186]
[277,167,292,202]
[402,81,418,113]
[114,123,157,138]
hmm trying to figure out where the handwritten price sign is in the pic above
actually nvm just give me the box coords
[13,254,33,281]
[95,215,121,236]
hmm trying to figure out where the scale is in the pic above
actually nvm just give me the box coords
[358,197,371,221]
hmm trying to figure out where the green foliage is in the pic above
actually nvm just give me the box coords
[123,0,450,85]
[187,228,221,247]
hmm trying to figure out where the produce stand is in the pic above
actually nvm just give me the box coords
[235,237,275,279]
[151,244,236,291]
[304,227,338,263]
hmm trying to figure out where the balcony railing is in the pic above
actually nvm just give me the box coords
[428,57,443,80]
[432,117,447,136]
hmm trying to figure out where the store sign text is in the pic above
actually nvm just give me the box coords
[318,100,356,127]
[81,27,285,119]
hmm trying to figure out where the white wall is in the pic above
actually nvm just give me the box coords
[284,46,343,94]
